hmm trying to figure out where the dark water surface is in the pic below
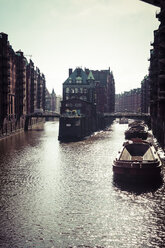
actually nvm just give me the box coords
[0,121,165,248]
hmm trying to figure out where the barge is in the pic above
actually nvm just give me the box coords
[125,123,148,140]
[113,139,162,181]
[125,127,148,140]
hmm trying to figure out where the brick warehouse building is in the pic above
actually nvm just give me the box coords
[115,88,141,113]
[141,76,150,113]
[0,33,8,128]
[0,33,46,136]
[141,0,165,149]
[85,68,115,114]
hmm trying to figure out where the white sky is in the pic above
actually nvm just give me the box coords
[0,0,159,95]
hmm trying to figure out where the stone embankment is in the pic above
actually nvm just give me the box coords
[0,117,44,140]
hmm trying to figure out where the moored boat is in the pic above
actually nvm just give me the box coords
[113,139,162,181]
[125,127,148,140]
[125,122,148,140]
[119,118,128,124]
[128,120,145,127]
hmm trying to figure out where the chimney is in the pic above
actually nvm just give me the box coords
[69,68,72,76]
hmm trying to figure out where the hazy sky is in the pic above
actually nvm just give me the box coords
[0,0,159,95]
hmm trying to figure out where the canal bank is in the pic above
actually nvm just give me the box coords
[0,121,165,248]
[0,117,45,140]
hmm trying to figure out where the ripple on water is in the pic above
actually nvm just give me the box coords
[0,121,165,248]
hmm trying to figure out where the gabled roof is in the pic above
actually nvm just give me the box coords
[91,69,110,86]
[63,67,88,85]
[87,71,95,80]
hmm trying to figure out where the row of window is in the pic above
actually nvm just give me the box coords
[65,88,88,94]
[65,103,82,107]
[68,78,82,84]
[66,120,80,127]
[66,95,87,101]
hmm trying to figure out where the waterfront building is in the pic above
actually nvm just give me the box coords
[41,74,46,112]
[26,59,35,114]
[141,76,150,113]
[45,88,51,111]
[115,88,141,113]
[61,67,96,117]
[55,95,62,114]
[0,32,46,136]
[8,44,17,120]
[85,68,115,113]
[63,68,96,103]
[51,89,56,112]
[15,50,27,119]
[141,0,165,148]
[36,68,46,112]
[0,33,9,127]
[59,67,115,140]
[45,88,61,113]
[23,59,46,115]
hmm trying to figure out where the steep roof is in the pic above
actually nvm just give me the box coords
[63,67,88,85]
[87,71,95,80]
[91,69,110,85]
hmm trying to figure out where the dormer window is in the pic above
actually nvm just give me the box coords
[76,76,82,84]
[68,78,72,84]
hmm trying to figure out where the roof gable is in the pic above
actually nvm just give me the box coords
[87,71,95,80]
[64,67,88,85]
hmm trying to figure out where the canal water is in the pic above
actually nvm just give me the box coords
[0,121,165,248]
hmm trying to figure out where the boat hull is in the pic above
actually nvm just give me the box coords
[125,130,148,140]
[113,139,162,181]
[113,164,161,176]
[113,165,162,183]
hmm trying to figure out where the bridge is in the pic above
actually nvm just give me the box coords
[104,112,150,118]
[103,112,151,126]
[27,112,60,118]
[24,111,150,131]
[24,111,60,130]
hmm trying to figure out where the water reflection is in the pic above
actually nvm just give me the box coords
[0,121,165,248]
[113,175,163,195]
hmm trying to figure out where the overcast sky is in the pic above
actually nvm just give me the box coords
[0,0,159,95]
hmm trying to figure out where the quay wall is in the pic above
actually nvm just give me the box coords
[0,117,45,139]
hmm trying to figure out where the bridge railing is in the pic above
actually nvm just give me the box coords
[26,111,60,118]
[103,112,150,117]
